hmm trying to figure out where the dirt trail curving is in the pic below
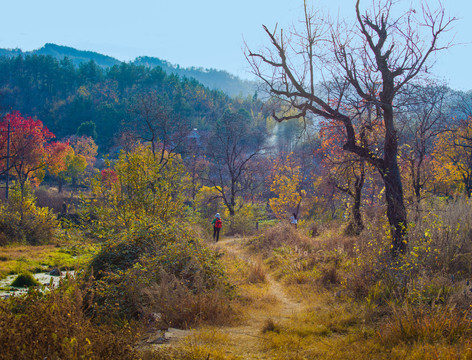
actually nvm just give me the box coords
[150,236,306,358]
[217,235,303,318]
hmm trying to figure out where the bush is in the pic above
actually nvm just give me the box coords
[87,220,234,328]
[409,197,472,277]
[0,182,58,246]
[246,222,311,257]
[85,144,189,238]
[336,196,472,313]
[11,271,40,287]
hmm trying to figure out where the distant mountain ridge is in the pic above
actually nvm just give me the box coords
[0,43,256,97]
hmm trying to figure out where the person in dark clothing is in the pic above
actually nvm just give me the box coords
[211,213,222,242]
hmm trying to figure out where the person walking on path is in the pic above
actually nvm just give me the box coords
[212,213,223,242]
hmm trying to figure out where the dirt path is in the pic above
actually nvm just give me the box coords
[151,236,305,358]
[217,235,303,317]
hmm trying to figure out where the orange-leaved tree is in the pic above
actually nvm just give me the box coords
[46,141,75,192]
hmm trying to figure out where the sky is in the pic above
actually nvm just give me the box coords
[0,0,471,91]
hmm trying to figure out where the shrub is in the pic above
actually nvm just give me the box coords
[246,222,311,258]
[318,265,340,288]
[11,271,40,287]
[338,196,472,311]
[262,318,281,334]
[87,220,234,327]
[408,197,472,277]
[0,182,58,246]
[86,144,189,238]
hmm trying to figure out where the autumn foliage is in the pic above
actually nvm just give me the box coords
[269,153,306,220]
[0,112,54,189]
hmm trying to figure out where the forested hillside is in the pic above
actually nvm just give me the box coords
[0,44,256,97]
[0,53,238,151]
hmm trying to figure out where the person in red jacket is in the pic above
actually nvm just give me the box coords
[211,213,222,242]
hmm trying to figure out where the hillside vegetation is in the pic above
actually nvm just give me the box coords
[0,43,256,97]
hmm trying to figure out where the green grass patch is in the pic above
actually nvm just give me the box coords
[11,271,40,287]
[0,244,97,280]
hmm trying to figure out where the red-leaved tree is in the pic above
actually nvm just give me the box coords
[0,111,54,194]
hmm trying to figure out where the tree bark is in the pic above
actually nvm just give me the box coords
[351,174,365,235]
[382,103,408,254]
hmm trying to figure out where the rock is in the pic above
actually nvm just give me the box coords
[49,268,62,276]
[147,336,168,344]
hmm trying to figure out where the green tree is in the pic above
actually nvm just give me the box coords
[76,120,98,140]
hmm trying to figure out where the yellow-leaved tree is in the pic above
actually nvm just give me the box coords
[269,154,306,220]
[432,118,472,197]
[87,143,189,236]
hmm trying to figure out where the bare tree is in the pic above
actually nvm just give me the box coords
[397,82,451,216]
[204,108,266,216]
[246,0,455,256]
[126,90,190,164]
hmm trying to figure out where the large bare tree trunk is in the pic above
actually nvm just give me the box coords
[383,160,407,254]
[246,0,455,257]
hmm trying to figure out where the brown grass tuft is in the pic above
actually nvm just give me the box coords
[140,271,235,329]
[379,304,472,347]
[247,257,267,284]
[262,318,281,333]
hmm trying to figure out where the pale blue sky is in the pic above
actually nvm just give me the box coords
[0,0,470,90]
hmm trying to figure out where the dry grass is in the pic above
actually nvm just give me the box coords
[247,257,267,284]
[246,222,312,258]
[140,272,235,329]
[167,210,472,359]
[143,330,240,360]
[379,304,472,347]
[34,186,71,213]
[0,278,143,360]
